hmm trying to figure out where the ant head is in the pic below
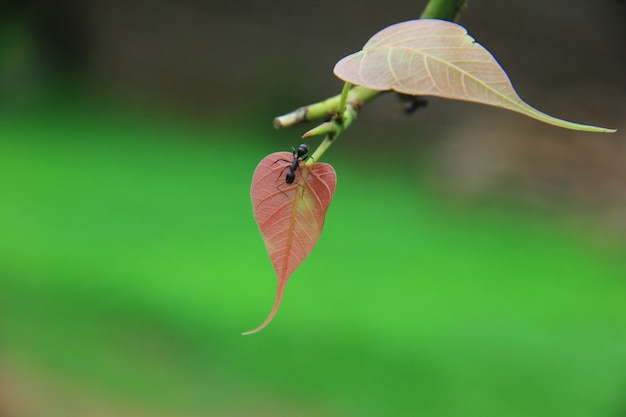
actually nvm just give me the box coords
[296,144,309,158]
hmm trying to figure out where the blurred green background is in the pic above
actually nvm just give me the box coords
[1,1,625,416]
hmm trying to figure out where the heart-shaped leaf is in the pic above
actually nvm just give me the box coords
[245,152,337,335]
[334,19,615,133]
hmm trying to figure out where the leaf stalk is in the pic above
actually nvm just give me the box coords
[307,100,359,162]
[336,82,352,123]
[273,0,467,161]
[420,0,467,20]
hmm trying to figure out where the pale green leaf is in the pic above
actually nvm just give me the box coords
[334,19,615,133]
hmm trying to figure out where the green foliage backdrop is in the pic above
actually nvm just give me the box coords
[1,94,625,416]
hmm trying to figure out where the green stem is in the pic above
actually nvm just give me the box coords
[337,82,352,121]
[308,135,335,164]
[273,86,379,129]
[307,101,359,162]
[274,0,467,162]
[420,0,467,21]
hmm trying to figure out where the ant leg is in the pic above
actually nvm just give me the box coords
[275,179,306,198]
[275,165,290,182]
[271,158,291,166]
[275,184,288,197]
[275,181,295,197]
[295,181,307,199]
[272,158,293,181]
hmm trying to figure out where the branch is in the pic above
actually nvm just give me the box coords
[273,0,468,160]
[273,86,380,129]
[420,0,467,21]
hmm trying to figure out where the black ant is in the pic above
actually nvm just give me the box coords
[398,93,428,114]
[272,144,310,195]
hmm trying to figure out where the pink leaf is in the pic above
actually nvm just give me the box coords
[334,19,615,133]
[245,152,337,335]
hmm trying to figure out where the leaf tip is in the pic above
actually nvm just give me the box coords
[574,125,618,133]
[241,284,286,336]
[241,328,263,336]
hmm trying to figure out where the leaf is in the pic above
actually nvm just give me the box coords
[245,152,337,335]
[334,19,616,133]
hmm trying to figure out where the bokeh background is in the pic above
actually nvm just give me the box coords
[1,0,626,416]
